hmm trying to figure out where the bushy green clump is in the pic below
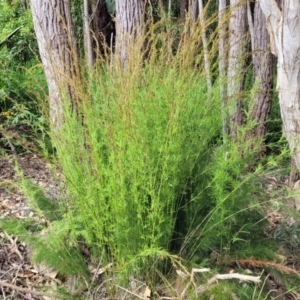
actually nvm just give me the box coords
[2,16,275,292]
[54,60,222,279]
[51,56,271,286]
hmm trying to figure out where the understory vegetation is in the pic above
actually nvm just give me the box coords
[0,0,49,156]
[1,7,300,300]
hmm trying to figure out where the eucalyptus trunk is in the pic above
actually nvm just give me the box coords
[83,0,93,68]
[190,0,198,21]
[198,0,212,92]
[218,0,228,139]
[227,0,247,140]
[259,0,300,171]
[30,0,79,131]
[247,0,273,147]
[115,0,146,67]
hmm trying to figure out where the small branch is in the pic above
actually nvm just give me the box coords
[4,232,23,261]
[210,273,261,283]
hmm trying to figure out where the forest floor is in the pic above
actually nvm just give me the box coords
[0,153,65,299]
[1,153,300,299]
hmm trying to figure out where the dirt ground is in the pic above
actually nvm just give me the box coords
[0,154,64,299]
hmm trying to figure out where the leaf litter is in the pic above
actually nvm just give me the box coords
[1,154,300,299]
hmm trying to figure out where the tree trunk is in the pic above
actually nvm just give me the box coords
[218,0,228,139]
[30,0,79,131]
[115,0,146,67]
[198,0,212,92]
[247,0,273,146]
[259,0,300,171]
[227,0,247,140]
[190,0,198,21]
[83,0,94,68]
[168,0,172,17]
[180,0,197,22]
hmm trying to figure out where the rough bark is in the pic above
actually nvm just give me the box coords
[227,0,247,140]
[247,1,273,142]
[115,0,146,67]
[218,0,228,139]
[259,0,300,171]
[30,0,79,131]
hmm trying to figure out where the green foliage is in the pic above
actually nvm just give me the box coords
[207,281,257,299]
[0,1,49,154]
[19,177,64,221]
[0,217,44,237]
[54,61,222,280]
[1,217,88,277]
[0,26,22,48]
[32,219,89,276]
[0,0,37,64]
[0,174,88,277]
[275,222,300,250]
[44,43,273,288]
[178,138,273,265]
[0,3,286,295]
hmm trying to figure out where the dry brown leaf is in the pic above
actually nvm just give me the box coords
[18,271,34,278]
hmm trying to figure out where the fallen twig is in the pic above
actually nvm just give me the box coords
[4,232,23,261]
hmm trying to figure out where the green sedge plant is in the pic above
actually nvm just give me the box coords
[0,9,289,298]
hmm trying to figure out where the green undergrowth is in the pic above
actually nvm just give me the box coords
[0,19,291,298]
[34,63,274,282]
[56,62,226,278]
